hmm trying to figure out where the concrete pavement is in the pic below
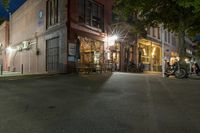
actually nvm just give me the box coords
[0,72,200,133]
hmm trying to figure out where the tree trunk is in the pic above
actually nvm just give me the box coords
[178,31,186,59]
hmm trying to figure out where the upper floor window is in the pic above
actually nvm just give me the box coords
[147,27,150,35]
[164,31,168,42]
[157,27,160,39]
[78,0,104,31]
[47,0,58,28]
[168,32,171,43]
[172,36,176,46]
[152,27,156,37]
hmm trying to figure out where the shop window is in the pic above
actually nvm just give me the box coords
[78,0,104,31]
[140,43,161,66]
[140,44,151,64]
[46,0,58,28]
[79,37,104,65]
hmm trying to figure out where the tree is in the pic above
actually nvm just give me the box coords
[2,0,9,8]
[114,0,200,58]
[113,0,147,37]
[0,0,9,24]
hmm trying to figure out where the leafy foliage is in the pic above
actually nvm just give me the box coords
[0,0,9,24]
[114,0,200,58]
[114,0,200,36]
[2,0,9,9]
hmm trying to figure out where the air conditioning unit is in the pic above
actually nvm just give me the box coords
[22,41,30,50]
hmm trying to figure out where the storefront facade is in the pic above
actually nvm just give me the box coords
[68,0,114,72]
[79,37,104,65]
[139,39,162,71]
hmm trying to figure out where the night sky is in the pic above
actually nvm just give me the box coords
[0,0,26,20]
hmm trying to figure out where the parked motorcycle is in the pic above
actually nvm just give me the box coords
[128,62,138,72]
[191,62,200,76]
[128,62,144,73]
[165,61,187,79]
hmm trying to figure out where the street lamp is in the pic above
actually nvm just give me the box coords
[105,35,118,46]
[6,46,13,53]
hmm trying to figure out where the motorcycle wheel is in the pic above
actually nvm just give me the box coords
[165,74,170,77]
[175,69,186,79]
[197,71,200,76]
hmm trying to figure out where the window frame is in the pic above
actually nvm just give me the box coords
[46,0,59,29]
[78,0,104,31]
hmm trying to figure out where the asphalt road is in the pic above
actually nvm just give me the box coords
[0,72,200,133]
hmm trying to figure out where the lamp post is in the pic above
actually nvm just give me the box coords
[161,26,165,77]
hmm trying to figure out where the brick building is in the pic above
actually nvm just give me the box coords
[0,0,115,74]
[67,0,114,71]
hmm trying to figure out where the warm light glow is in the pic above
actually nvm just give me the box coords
[6,46,13,52]
[152,47,156,56]
[105,35,118,46]
[112,35,118,40]
[107,52,111,60]
[185,58,190,63]
[143,48,147,56]
[176,57,180,61]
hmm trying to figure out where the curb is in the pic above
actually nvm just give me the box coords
[0,73,58,80]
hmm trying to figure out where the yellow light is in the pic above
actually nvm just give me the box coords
[143,48,147,56]
[185,58,190,63]
[152,47,156,56]
[107,52,111,60]
[176,57,180,61]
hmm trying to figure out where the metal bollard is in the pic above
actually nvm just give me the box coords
[0,65,3,75]
[21,64,23,75]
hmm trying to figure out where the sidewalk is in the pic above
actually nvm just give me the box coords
[143,71,162,75]
[188,74,200,80]
[0,71,57,80]
[0,71,21,77]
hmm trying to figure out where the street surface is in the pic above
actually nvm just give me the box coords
[0,72,200,133]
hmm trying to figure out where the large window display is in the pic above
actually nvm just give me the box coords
[139,42,161,71]
[79,37,104,65]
